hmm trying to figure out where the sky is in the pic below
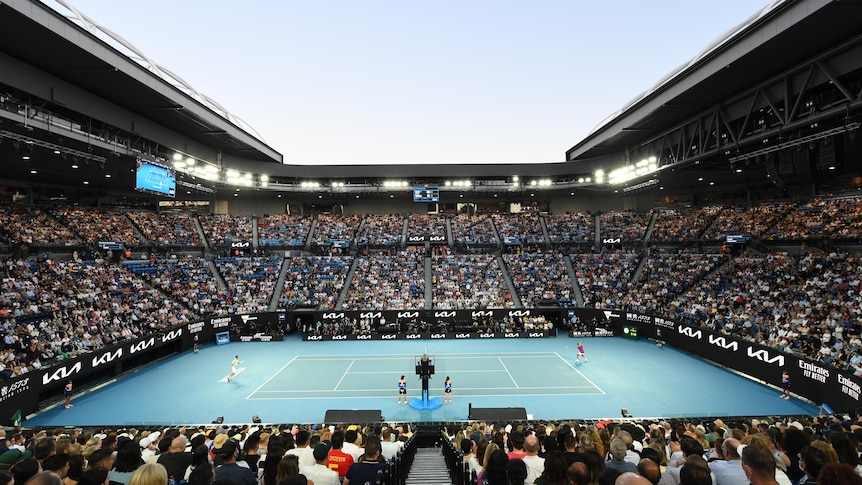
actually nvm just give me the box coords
[56,1,769,165]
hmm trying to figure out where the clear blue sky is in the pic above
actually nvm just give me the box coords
[59,1,768,165]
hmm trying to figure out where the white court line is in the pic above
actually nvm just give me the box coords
[253,385,601,393]
[333,359,355,390]
[347,369,510,375]
[498,357,519,388]
[554,351,606,395]
[247,391,606,400]
[247,356,298,399]
[294,352,559,360]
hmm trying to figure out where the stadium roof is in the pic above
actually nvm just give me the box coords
[1,0,861,199]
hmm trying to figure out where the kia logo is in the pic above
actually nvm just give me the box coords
[528,333,544,338]
[357,335,372,340]
[677,327,702,339]
[161,329,182,342]
[508,310,530,317]
[480,333,494,338]
[747,347,785,366]
[435,311,456,318]
[406,334,421,339]
[92,349,122,367]
[708,335,738,351]
[382,334,397,340]
[306,336,323,341]
[130,338,155,353]
[456,334,471,339]
[472,311,493,318]
[332,335,348,340]
[322,313,345,319]
[431,334,445,339]
[398,312,419,318]
[42,362,82,385]
[360,312,382,319]
[505,333,519,338]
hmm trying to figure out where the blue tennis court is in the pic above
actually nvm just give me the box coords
[24,335,819,426]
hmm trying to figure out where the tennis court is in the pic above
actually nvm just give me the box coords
[248,352,604,400]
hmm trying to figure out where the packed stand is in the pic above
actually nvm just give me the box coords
[769,196,862,240]
[445,415,862,485]
[432,253,514,309]
[126,257,226,316]
[673,250,862,375]
[257,215,312,248]
[503,251,574,307]
[355,214,404,247]
[649,207,720,242]
[451,214,496,246]
[701,200,793,241]
[127,211,203,247]
[491,213,546,245]
[599,210,651,243]
[342,249,425,310]
[49,206,141,247]
[545,212,596,246]
[0,257,191,377]
[624,251,723,315]
[311,215,361,249]
[214,256,282,314]
[406,214,447,240]
[277,255,353,310]
[0,422,418,485]
[572,251,641,308]
[198,214,253,249]
[0,203,79,246]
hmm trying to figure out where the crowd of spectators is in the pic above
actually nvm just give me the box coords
[599,210,651,243]
[127,212,202,247]
[2,197,862,380]
[0,204,78,246]
[257,215,311,248]
[127,257,225,316]
[670,249,862,376]
[214,256,281,314]
[342,249,425,310]
[49,207,142,247]
[1,257,191,377]
[446,415,862,485]
[491,214,546,245]
[648,207,720,242]
[277,256,353,310]
[704,201,793,242]
[450,214,497,246]
[311,215,361,248]
[545,212,595,246]
[406,214,447,240]
[0,422,417,485]
[432,253,513,309]
[503,251,574,307]
[623,251,724,316]
[355,214,404,247]
[2,415,861,485]
[198,214,253,249]
[572,251,641,308]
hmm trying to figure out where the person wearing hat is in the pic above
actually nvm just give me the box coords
[214,440,256,485]
[300,442,338,485]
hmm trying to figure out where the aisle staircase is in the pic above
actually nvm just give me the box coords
[405,448,453,485]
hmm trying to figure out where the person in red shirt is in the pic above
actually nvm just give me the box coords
[325,430,354,479]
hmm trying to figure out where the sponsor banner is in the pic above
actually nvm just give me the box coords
[301,330,554,341]
[406,233,447,244]
[235,333,284,342]
[622,312,862,412]
[0,325,186,424]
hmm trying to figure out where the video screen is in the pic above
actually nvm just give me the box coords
[413,186,439,202]
[135,157,176,198]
